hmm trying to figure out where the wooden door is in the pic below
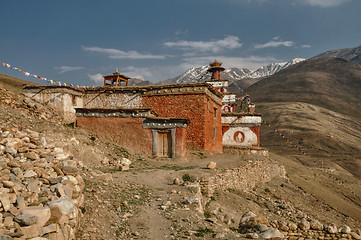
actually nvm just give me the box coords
[157,131,171,157]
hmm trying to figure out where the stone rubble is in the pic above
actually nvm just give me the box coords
[0,128,84,239]
[237,210,361,239]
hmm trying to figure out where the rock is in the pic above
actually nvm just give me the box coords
[3,215,13,227]
[350,232,361,240]
[298,218,310,230]
[246,233,259,239]
[340,225,351,234]
[14,214,38,226]
[0,157,7,168]
[182,198,199,204]
[0,236,13,240]
[20,224,42,239]
[118,158,131,171]
[310,219,323,230]
[207,161,217,169]
[20,206,51,229]
[27,179,40,192]
[46,198,75,215]
[2,180,15,188]
[0,197,11,211]
[40,223,59,236]
[15,131,27,139]
[6,138,23,150]
[121,157,131,166]
[173,178,181,185]
[119,164,129,171]
[24,152,39,161]
[56,154,69,161]
[213,233,225,239]
[327,223,338,234]
[259,228,284,239]
[23,170,38,178]
[5,147,17,156]
[39,137,47,147]
[1,131,10,138]
[288,222,298,231]
[61,166,79,176]
[252,224,269,232]
[240,211,257,224]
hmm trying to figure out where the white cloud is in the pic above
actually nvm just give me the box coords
[254,40,295,49]
[163,36,242,53]
[54,66,84,74]
[301,44,311,48]
[298,0,350,7]
[82,46,166,59]
[88,73,103,84]
[119,66,153,80]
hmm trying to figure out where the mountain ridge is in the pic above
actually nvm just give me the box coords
[313,44,361,65]
[157,58,305,86]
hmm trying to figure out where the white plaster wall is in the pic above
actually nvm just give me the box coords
[222,116,261,124]
[223,126,258,146]
[24,92,83,123]
[206,81,228,88]
[222,94,236,103]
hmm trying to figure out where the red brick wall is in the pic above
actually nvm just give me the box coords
[142,94,222,153]
[249,126,260,147]
[204,96,223,153]
[76,117,153,154]
[175,128,187,157]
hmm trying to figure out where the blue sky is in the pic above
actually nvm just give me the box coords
[0,0,360,86]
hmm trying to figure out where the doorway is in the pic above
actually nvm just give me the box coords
[157,130,171,157]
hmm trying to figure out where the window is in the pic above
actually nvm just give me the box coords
[214,107,217,120]
[213,125,216,142]
[72,95,76,105]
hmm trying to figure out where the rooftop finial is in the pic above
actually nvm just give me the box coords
[209,59,223,68]
[115,68,118,73]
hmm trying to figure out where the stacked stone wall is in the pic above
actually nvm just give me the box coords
[0,128,84,239]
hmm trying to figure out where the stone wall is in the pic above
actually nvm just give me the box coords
[23,87,83,123]
[0,128,84,239]
[238,211,361,239]
[83,92,142,109]
[200,160,286,197]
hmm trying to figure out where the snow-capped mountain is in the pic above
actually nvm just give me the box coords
[247,58,305,78]
[158,58,305,85]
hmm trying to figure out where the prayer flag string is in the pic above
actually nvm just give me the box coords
[262,119,308,156]
[0,59,92,89]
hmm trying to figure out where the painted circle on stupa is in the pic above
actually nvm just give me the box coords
[233,131,245,143]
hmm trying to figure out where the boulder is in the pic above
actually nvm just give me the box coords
[259,228,284,239]
[14,214,38,226]
[207,161,217,169]
[310,219,323,230]
[20,206,51,229]
[327,223,338,234]
[298,218,310,230]
[340,225,351,234]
